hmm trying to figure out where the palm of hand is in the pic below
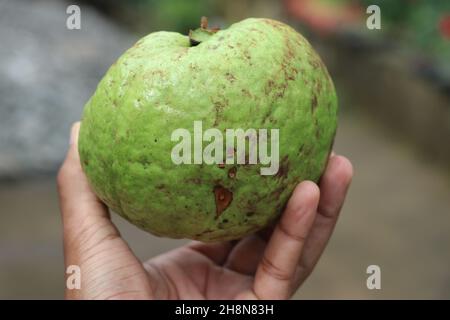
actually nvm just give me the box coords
[59,123,352,300]
[144,241,258,300]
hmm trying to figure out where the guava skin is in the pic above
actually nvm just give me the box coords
[78,18,338,242]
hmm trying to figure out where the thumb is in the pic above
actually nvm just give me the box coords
[57,122,119,259]
[57,122,152,299]
[57,122,111,229]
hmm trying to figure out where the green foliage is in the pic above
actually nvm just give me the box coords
[353,0,449,62]
[104,0,217,33]
[154,0,216,33]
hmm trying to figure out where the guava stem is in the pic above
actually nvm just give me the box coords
[189,17,220,47]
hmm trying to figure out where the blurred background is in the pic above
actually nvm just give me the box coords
[1,0,449,299]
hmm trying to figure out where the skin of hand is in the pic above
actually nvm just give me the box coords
[57,122,353,300]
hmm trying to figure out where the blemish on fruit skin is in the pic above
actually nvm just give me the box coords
[315,121,321,139]
[225,72,237,83]
[285,38,296,60]
[250,27,263,33]
[262,19,284,30]
[263,36,299,103]
[213,185,233,217]
[297,144,305,156]
[316,81,322,95]
[228,167,237,178]
[276,155,290,179]
[243,49,252,63]
[309,59,320,69]
[187,178,202,184]
[189,63,200,72]
[241,88,252,98]
[213,101,226,126]
[270,186,284,200]
[311,94,318,113]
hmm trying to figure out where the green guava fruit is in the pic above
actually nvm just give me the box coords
[78,17,338,242]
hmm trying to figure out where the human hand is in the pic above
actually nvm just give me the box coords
[58,122,352,299]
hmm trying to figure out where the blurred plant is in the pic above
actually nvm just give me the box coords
[81,0,218,34]
[151,0,217,33]
[285,0,450,63]
[283,0,363,34]
[357,0,450,61]
[440,15,450,39]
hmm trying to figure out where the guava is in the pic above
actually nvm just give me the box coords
[78,17,338,242]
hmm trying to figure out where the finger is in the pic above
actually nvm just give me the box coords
[58,122,118,260]
[224,234,266,275]
[58,123,150,299]
[296,154,353,284]
[58,122,117,247]
[58,122,109,223]
[252,181,319,299]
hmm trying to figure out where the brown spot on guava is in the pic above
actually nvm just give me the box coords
[270,186,284,200]
[285,38,296,60]
[228,167,237,178]
[213,101,226,126]
[262,19,284,30]
[189,63,200,72]
[250,27,264,35]
[309,59,320,69]
[297,144,304,156]
[314,118,321,139]
[213,185,233,217]
[276,155,290,179]
[316,80,322,94]
[311,94,318,113]
[261,108,273,125]
[241,88,252,98]
[265,80,276,96]
[187,178,202,184]
[243,50,252,63]
[225,72,237,83]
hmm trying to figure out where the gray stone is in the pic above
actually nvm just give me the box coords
[0,0,137,178]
